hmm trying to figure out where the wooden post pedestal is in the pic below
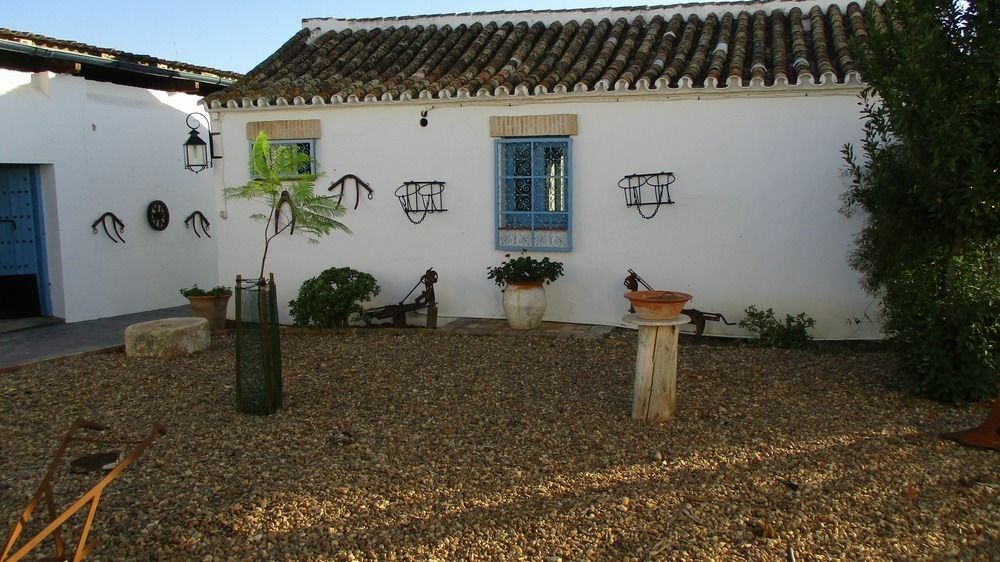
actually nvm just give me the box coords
[623,314,689,423]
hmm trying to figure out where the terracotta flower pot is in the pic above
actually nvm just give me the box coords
[624,290,693,320]
[186,294,231,334]
[503,281,547,329]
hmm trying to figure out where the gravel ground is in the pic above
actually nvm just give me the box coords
[1,329,997,561]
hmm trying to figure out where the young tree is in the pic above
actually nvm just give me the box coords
[223,132,350,280]
[842,0,998,402]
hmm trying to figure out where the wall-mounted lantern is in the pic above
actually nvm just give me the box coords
[183,113,221,173]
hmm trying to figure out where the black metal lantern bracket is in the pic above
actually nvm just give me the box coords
[618,171,675,219]
[183,112,221,173]
[395,181,447,224]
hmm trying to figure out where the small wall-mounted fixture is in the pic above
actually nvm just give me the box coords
[92,212,125,243]
[419,110,429,127]
[185,210,212,238]
[395,181,447,224]
[183,113,221,173]
[619,172,675,219]
[328,174,374,209]
[146,200,170,231]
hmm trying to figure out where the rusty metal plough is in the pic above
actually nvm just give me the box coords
[1,419,166,562]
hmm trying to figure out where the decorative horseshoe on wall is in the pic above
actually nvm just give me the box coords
[146,200,170,231]
[92,212,126,243]
[184,210,211,238]
[327,174,374,210]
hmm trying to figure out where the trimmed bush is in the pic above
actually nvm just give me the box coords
[289,267,380,328]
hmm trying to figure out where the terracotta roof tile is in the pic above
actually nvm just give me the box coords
[726,12,748,84]
[0,27,240,81]
[205,0,876,109]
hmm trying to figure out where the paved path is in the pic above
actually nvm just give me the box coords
[0,311,620,371]
[439,317,617,338]
[0,306,189,371]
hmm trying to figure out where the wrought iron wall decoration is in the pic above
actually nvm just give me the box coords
[619,172,676,219]
[92,212,125,243]
[327,174,374,210]
[146,200,170,231]
[394,181,447,224]
[184,210,212,238]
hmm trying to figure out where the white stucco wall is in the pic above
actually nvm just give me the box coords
[0,70,218,322]
[210,91,881,339]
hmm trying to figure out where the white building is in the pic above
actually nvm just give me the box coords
[0,29,239,322]
[203,0,882,339]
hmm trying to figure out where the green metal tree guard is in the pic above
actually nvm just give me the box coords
[234,273,282,414]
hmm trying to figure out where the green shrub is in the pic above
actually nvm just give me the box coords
[179,284,232,297]
[739,305,816,349]
[840,0,999,402]
[289,267,380,328]
[880,244,998,402]
[486,250,564,288]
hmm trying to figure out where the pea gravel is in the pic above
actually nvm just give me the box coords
[1,329,997,561]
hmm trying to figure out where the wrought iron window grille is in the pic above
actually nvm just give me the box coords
[249,139,316,178]
[619,172,675,219]
[91,212,125,243]
[495,137,572,251]
[395,181,447,224]
[328,174,374,210]
[184,210,212,238]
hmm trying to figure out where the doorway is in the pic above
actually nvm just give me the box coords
[0,164,51,318]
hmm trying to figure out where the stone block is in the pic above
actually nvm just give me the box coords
[125,317,210,358]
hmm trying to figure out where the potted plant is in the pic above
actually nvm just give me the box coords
[487,251,564,329]
[221,132,351,414]
[179,284,232,334]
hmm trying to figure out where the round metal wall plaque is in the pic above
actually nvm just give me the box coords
[146,200,170,231]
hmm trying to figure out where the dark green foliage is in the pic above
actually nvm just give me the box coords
[179,284,232,297]
[879,243,998,401]
[487,250,565,288]
[739,305,816,349]
[289,267,380,328]
[842,0,999,401]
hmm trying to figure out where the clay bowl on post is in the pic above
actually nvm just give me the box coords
[624,290,693,320]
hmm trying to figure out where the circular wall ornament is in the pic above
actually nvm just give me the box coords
[147,200,170,231]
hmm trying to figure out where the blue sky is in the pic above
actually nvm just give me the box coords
[4,0,738,74]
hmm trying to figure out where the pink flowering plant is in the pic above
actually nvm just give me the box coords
[486,250,564,288]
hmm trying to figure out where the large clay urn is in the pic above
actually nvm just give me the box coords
[502,281,547,329]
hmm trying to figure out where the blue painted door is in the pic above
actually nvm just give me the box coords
[0,165,49,317]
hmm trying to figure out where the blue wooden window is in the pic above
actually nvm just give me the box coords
[495,137,572,251]
[249,139,316,177]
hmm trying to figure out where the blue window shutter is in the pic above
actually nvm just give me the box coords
[495,137,572,252]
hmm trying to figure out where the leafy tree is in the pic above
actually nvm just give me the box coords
[223,132,350,280]
[842,0,998,401]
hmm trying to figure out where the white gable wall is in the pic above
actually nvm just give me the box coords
[211,91,880,339]
[0,70,218,322]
